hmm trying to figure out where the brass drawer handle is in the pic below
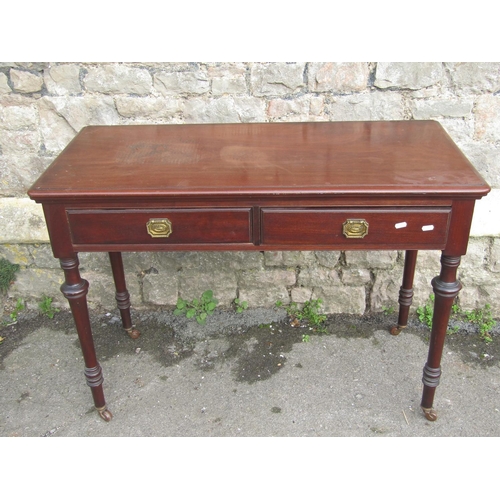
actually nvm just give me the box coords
[146,218,172,238]
[343,219,369,238]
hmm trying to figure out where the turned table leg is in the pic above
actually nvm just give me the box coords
[60,256,112,421]
[391,250,418,335]
[109,252,140,339]
[420,254,461,421]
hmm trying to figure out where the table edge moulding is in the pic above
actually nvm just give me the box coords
[27,120,491,423]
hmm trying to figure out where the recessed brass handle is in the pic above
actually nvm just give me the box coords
[146,218,172,238]
[343,219,369,238]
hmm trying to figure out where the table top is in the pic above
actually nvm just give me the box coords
[28,121,490,201]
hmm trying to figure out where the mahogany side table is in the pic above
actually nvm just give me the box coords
[28,121,490,422]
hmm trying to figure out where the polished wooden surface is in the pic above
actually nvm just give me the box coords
[29,121,489,200]
[27,121,491,423]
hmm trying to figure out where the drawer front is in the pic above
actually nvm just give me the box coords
[261,208,451,248]
[67,209,252,245]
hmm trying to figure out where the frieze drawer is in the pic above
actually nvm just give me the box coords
[67,208,253,245]
[261,208,451,249]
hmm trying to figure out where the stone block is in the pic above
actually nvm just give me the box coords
[437,118,474,145]
[122,252,180,275]
[488,238,500,273]
[291,286,313,303]
[0,73,11,93]
[308,62,369,93]
[0,129,41,155]
[297,267,340,287]
[345,250,397,270]
[83,271,117,307]
[84,64,152,95]
[8,267,63,301]
[143,272,178,306]
[470,189,500,237]
[315,251,342,269]
[374,62,444,90]
[238,284,290,308]
[0,102,38,130]
[37,97,77,153]
[85,270,141,309]
[239,269,296,288]
[266,96,326,121]
[264,251,316,267]
[0,244,33,266]
[38,96,119,152]
[474,95,500,142]
[250,62,305,97]
[461,142,500,188]
[414,250,441,272]
[458,284,500,311]
[225,251,264,270]
[179,269,237,307]
[459,266,499,288]
[183,96,266,123]
[177,252,240,273]
[0,155,51,196]
[445,62,500,94]
[313,285,366,314]
[212,76,247,95]
[209,64,247,95]
[264,251,283,266]
[309,96,325,116]
[410,98,473,119]
[154,70,209,96]
[410,272,438,308]
[28,244,60,269]
[10,69,43,93]
[459,238,489,272]
[115,96,182,120]
[341,268,371,285]
[370,270,401,312]
[44,64,82,95]
[267,95,312,121]
[0,198,49,243]
[327,92,404,121]
[238,269,296,307]
[371,268,433,312]
[78,252,112,273]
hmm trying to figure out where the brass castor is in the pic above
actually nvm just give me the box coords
[125,327,141,340]
[390,325,406,336]
[421,406,438,421]
[97,406,113,422]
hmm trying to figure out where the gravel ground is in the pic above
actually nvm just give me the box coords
[1,305,499,437]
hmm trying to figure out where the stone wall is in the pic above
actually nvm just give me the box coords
[1,62,499,315]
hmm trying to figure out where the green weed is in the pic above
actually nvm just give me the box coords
[233,298,248,313]
[9,298,25,322]
[38,295,59,319]
[417,294,496,343]
[283,298,327,336]
[382,305,395,315]
[464,304,496,344]
[0,258,20,293]
[174,290,218,325]
[416,294,435,330]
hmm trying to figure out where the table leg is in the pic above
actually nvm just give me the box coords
[60,255,112,422]
[420,254,461,421]
[108,252,140,339]
[391,250,418,335]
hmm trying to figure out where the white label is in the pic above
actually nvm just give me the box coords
[422,225,434,231]
[395,222,407,229]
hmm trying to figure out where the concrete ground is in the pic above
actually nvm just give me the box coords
[1,306,499,437]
